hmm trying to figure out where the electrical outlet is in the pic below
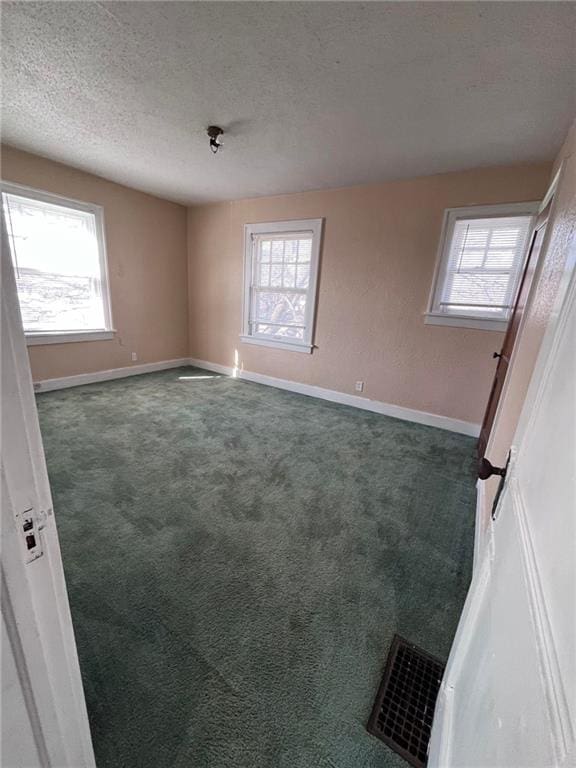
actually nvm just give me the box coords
[355,381,364,392]
[131,352,138,362]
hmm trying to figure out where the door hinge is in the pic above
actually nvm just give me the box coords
[15,506,44,564]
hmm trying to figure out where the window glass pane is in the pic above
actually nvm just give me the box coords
[16,273,106,332]
[258,263,270,287]
[297,238,312,262]
[284,239,297,261]
[444,273,510,310]
[3,191,108,333]
[295,264,310,289]
[283,263,296,288]
[254,291,307,326]
[270,264,283,287]
[271,240,284,262]
[254,323,304,341]
[255,235,313,292]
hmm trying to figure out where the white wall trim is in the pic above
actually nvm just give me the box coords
[26,330,116,346]
[34,358,190,392]
[424,313,508,332]
[239,334,312,353]
[187,358,233,377]
[189,356,480,437]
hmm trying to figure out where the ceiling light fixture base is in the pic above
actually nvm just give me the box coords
[207,126,224,153]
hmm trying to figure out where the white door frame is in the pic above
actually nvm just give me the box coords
[1,220,96,766]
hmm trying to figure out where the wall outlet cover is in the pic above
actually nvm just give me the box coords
[131,352,138,362]
[355,381,364,392]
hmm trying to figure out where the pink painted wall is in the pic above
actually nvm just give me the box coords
[187,163,551,425]
[1,146,189,380]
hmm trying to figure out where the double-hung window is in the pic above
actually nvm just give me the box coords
[2,183,113,344]
[426,202,539,331]
[241,219,323,352]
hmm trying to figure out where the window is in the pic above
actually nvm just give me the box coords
[241,219,323,352]
[426,202,539,331]
[2,184,113,345]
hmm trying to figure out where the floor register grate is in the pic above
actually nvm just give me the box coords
[367,635,445,768]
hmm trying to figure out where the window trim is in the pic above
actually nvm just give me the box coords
[426,201,540,332]
[25,330,116,346]
[1,181,115,343]
[241,218,323,353]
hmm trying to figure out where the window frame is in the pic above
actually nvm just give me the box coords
[426,202,540,332]
[241,218,323,353]
[1,181,114,345]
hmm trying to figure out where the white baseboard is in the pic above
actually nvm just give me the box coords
[35,354,480,437]
[34,358,190,393]
[188,356,481,437]
[187,358,233,377]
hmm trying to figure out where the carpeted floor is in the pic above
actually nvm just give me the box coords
[36,367,476,768]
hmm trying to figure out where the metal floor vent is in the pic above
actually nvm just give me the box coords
[367,634,445,768]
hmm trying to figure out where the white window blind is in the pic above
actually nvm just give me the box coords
[2,189,111,335]
[429,205,537,329]
[242,219,322,352]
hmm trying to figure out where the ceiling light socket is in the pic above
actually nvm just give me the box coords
[207,125,224,153]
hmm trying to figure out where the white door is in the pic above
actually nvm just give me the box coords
[1,222,95,766]
[428,241,576,766]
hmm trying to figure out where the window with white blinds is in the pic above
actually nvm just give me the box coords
[2,186,112,340]
[242,219,322,352]
[428,203,538,330]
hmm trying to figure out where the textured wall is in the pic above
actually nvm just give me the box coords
[187,163,551,424]
[1,146,189,380]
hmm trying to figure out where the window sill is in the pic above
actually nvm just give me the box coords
[424,313,508,332]
[239,335,313,354]
[25,330,116,346]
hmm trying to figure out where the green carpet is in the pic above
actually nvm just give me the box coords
[36,367,476,768]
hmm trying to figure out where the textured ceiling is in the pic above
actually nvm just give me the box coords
[2,2,575,204]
